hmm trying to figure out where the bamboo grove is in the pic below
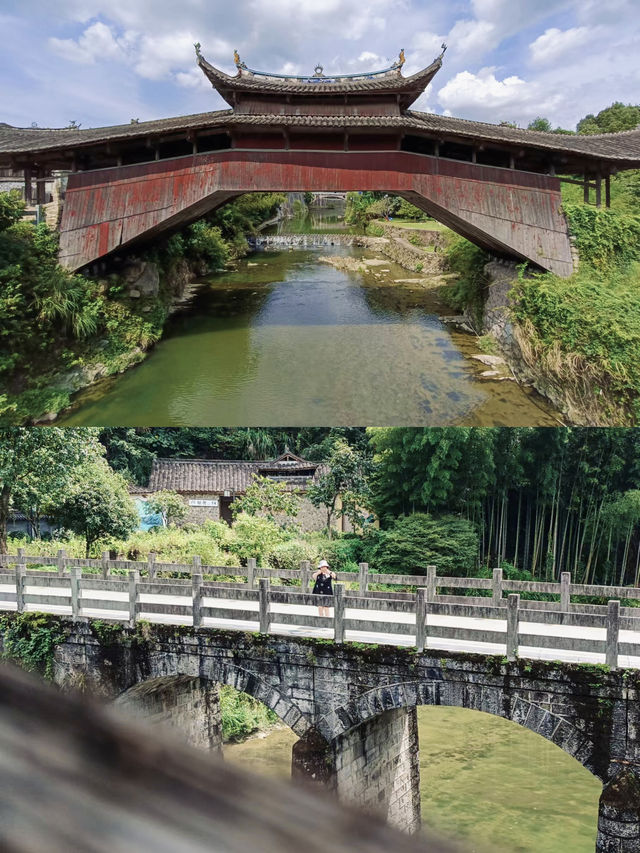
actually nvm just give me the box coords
[369,428,640,586]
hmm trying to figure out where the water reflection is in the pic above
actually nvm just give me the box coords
[58,246,560,427]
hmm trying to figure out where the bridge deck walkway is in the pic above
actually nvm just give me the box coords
[3,583,640,669]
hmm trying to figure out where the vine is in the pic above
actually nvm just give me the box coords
[0,613,66,679]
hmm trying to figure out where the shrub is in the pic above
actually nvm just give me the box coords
[228,513,289,566]
[268,539,319,572]
[365,513,479,576]
[220,685,277,742]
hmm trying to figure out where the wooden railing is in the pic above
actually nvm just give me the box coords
[1,550,639,669]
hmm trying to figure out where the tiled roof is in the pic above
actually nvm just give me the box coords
[409,111,640,161]
[1,110,639,165]
[197,56,443,103]
[148,458,326,493]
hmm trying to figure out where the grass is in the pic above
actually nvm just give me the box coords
[375,218,451,232]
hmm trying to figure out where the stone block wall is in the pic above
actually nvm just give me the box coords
[181,494,222,525]
[333,707,421,834]
[115,675,223,753]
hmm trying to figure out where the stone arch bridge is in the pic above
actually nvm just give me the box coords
[52,620,640,853]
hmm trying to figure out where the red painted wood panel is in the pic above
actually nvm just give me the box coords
[59,149,573,276]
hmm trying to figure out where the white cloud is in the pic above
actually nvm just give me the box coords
[437,67,563,125]
[530,26,593,65]
[446,19,495,57]
[49,21,124,64]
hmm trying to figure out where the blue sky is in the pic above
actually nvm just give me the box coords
[1,0,639,130]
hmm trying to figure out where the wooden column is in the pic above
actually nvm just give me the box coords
[583,174,590,204]
[36,168,46,205]
[596,173,602,208]
[605,175,611,209]
[23,166,33,204]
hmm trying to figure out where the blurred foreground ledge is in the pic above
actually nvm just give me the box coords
[0,663,464,853]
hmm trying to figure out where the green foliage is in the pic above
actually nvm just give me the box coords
[268,539,318,572]
[145,490,188,526]
[440,235,490,328]
[0,190,25,231]
[231,474,301,521]
[186,221,228,269]
[228,513,288,565]
[394,199,430,220]
[510,261,640,420]
[562,204,640,272]
[220,685,277,742]
[0,613,65,679]
[577,102,640,135]
[53,459,138,556]
[0,427,103,552]
[365,222,385,237]
[110,525,234,566]
[415,262,424,273]
[364,513,479,575]
[307,439,372,535]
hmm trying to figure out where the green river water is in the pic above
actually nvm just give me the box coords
[225,706,599,853]
[58,218,561,426]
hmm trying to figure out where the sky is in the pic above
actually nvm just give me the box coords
[1,0,639,131]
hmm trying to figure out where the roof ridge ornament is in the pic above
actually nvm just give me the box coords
[234,49,247,70]
[439,43,448,59]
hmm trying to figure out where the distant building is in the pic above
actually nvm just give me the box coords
[7,511,55,539]
[140,452,352,532]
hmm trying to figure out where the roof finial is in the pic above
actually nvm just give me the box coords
[398,48,405,67]
[439,42,448,59]
[233,49,247,70]
[194,42,201,59]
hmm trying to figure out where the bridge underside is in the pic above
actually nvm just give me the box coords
[58,149,574,277]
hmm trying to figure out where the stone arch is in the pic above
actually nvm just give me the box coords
[130,654,313,738]
[320,680,604,781]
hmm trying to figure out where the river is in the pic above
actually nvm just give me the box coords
[225,706,599,853]
[58,212,560,426]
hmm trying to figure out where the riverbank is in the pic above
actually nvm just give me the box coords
[0,192,285,425]
[442,205,640,426]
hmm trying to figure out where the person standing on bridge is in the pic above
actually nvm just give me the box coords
[312,559,336,618]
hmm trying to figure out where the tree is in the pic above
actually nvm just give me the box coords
[577,102,640,135]
[527,117,553,133]
[307,439,372,537]
[145,490,187,527]
[0,427,102,553]
[53,459,138,556]
[231,475,300,521]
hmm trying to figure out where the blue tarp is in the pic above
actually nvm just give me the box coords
[134,498,164,531]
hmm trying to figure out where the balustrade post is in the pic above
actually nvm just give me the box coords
[192,554,201,576]
[192,572,203,628]
[128,569,139,627]
[148,551,156,580]
[247,558,257,590]
[606,600,620,670]
[56,548,67,577]
[300,560,310,593]
[358,562,369,594]
[560,572,571,612]
[259,578,270,634]
[333,583,345,644]
[426,565,436,602]
[101,550,110,579]
[506,593,520,661]
[492,568,503,606]
[415,588,427,653]
[70,566,83,622]
[15,551,26,614]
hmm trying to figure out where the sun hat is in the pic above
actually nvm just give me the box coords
[317,559,329,568]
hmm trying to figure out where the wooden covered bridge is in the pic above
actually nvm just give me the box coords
[1,46,639,276]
